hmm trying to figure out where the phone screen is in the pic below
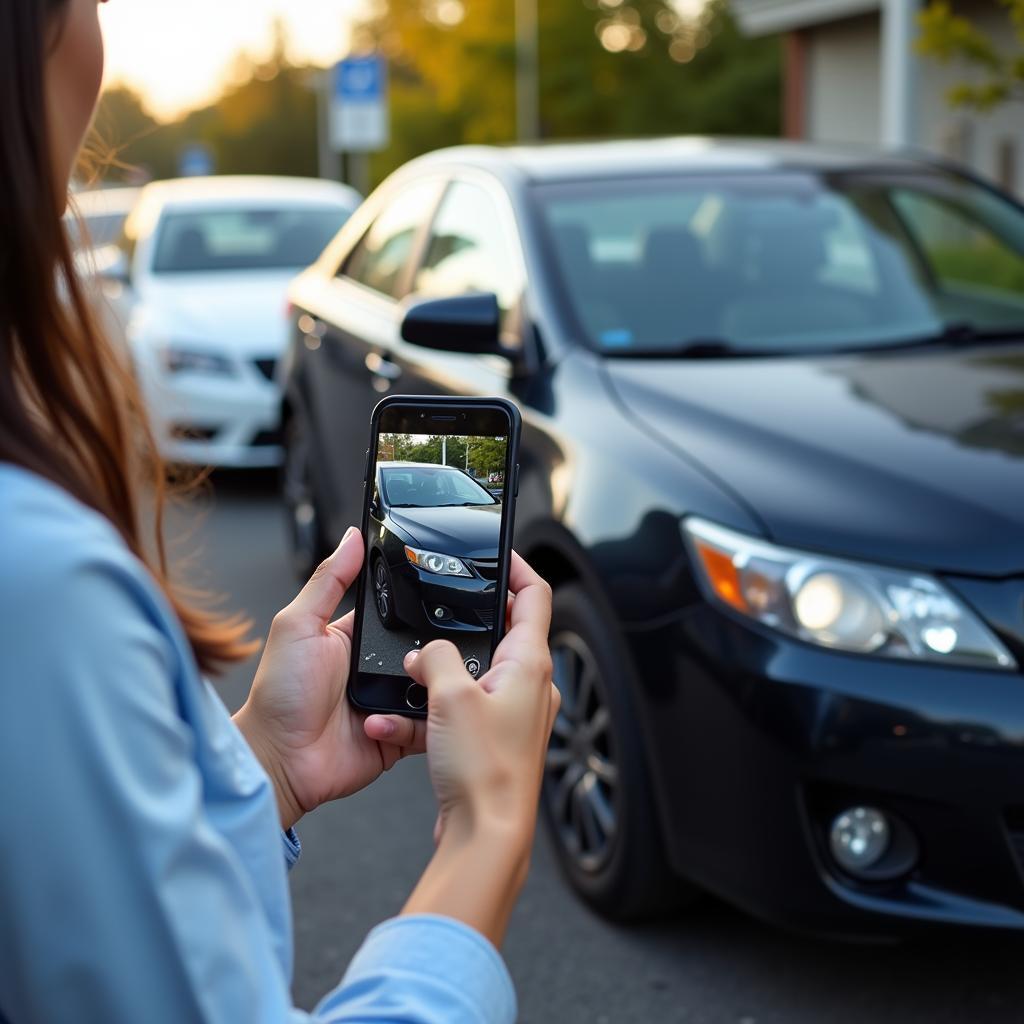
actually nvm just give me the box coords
[354,405,514,697]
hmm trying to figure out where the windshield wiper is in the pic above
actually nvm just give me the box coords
[868,323,1024,353]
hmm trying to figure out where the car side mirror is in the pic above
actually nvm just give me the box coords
[400,292,504,356]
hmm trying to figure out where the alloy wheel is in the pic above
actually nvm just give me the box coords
[374,558,392,622]
[545,630,620,874]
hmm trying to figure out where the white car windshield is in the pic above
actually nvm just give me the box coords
[152,205,350,273]
[382,466,497,508]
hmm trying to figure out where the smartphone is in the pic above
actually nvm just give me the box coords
[347,395,522,717]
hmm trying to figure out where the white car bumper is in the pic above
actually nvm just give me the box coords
[136,349,284,468]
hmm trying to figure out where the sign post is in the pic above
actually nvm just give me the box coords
[329,54,389,196]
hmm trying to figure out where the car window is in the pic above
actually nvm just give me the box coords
[152,206,349,273]
[342,180,444,299]
[536,171,1024,355]
[412,180,523,325]
[382,466,496,507]
[892,188,1024,296]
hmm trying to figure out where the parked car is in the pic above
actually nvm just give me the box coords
[282,138,1024,936]
[99,176,360,467]
[369,461,501,634]
[66,185,141,254]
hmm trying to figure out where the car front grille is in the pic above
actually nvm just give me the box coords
[253,357,278,382]
[470,559,499,581]
[478,605,495,629]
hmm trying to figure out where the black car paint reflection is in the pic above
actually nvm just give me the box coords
[369,462,501,635]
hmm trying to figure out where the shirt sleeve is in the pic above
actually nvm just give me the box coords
[0,554,305,1024]
[315,915,517,1024]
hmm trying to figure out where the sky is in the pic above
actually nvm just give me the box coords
[100,0,709,122]
[100,0,367,120]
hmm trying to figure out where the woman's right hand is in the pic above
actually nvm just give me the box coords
[399,552,559,945]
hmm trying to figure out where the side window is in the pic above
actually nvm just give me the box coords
[412,181,523,325]
[892,188,1024,294]
[341,180,443,299]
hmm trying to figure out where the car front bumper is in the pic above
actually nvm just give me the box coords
[627,602,1024,936]
[134,349,283,468]
[391,561,497,634]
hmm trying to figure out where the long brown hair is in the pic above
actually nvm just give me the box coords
[0,0,257,674]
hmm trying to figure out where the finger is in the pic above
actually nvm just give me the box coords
[404,640,472,702]
[286,527,363,625]
[433,812,444,847]
[364,714,427,754]
[506,551,552,639]
[327,609,355,640]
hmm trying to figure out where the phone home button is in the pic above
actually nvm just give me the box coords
[405,683,428,711]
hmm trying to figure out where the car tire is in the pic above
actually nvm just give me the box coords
[282,414,330,581]
[541,582,698,922]
[371,552,399,630]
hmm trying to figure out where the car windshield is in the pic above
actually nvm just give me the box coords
[382,466,497,508]
[151,205,351,273]
[536,171,1024,355]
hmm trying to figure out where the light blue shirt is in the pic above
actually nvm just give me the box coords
[0,465,516,1024]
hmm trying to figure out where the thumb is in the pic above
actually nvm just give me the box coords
[404,640,472,707]
[286,527,363,625]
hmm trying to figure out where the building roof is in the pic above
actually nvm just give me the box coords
[407,136,939,184]
[732,0,879,36]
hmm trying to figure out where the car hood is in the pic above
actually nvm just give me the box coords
[387,504,502,560]
[605,345,1024,576]
[139,271,297,356]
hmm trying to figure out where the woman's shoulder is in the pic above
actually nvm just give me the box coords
[0,462,134,577]
[0,463,173,635]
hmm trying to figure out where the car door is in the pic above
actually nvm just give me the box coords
[297,176,446,531]
[391,174,530,404]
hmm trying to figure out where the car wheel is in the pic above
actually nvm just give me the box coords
[372,553,398,629]
[542,582,698,921]
[282,414,329,581]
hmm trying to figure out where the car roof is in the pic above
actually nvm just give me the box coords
[136,175,361,211]
[67,186,142,218]
[403,136,950,185]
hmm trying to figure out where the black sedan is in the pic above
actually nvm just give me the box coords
[282,137,1024,937]
[369,461,501,635]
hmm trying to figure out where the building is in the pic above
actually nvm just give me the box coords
[732,0,1023,194]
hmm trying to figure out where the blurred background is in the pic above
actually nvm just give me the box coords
[79,2,1024,1021]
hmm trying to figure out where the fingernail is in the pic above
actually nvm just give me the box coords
[404,650,420,663]
[377,718,396,738]
[338,526,357,549]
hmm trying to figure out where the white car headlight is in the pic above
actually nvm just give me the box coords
[161,345,235,376]
[682,517,1015,670]
[405,546,472,577]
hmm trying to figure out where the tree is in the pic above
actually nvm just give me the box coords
[918,0,1024,110]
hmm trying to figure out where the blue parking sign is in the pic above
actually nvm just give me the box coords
[330,55,389,152]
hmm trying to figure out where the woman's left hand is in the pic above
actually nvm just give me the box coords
[235,528,426,830]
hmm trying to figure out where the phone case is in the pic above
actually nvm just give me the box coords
[347,394,523,718]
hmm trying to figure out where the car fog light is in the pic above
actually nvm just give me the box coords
[829,806,890,875]
[433,606,447,620]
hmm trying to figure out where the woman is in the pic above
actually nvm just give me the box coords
[0,2,559,1021]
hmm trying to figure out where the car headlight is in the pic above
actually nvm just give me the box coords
[682,517,1015,670]
[161,345,235,376]
[405,546,472,577]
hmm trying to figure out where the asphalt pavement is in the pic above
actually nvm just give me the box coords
[170,471,1024,1023]
[358,581,493,677]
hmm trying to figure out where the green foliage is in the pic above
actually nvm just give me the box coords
[918,0,1024,110]
[378,433,507,480]
[91,2,780,189]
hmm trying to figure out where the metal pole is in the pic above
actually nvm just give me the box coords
[880,0,919,148]
[442,436,447,466]
[317,69,341,181]
[515,0,540,141]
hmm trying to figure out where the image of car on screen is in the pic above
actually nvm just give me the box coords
[368,461,502,636]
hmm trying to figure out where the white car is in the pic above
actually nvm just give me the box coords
[66,186,142,253]
[100,176,360,468]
